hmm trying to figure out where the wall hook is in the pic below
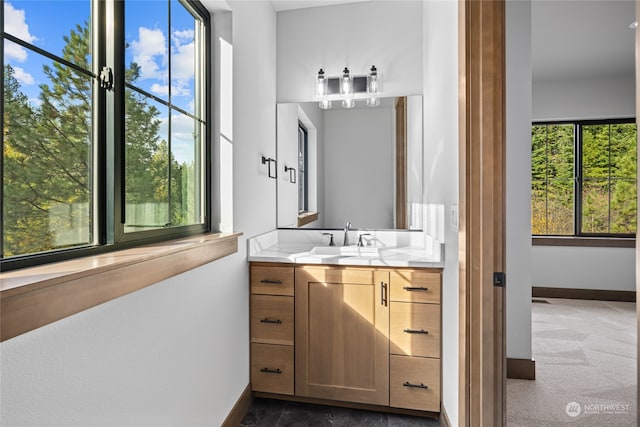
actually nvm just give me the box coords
[261,156,277,179]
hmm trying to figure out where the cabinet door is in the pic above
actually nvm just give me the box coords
[295,267,389,406]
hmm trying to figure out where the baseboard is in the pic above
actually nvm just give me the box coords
[440,405,452,427]
[532,286,636,302]
[221,384,253,427]
[507,358,536,380]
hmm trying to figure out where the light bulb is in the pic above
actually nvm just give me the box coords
[342,98,355,109]
[319,99,332,109]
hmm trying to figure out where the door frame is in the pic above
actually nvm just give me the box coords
[458,1,507,426]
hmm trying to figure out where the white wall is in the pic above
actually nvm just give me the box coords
[533,74,635,121]
[323,106,394,229]
[423,0,458,424]
[276,0,423,103]
[0,2,278,425]
[506,0,533,361]
[532,67,636,291]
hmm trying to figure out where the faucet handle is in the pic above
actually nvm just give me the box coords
[322,232,335,246]
[357,233,371,247]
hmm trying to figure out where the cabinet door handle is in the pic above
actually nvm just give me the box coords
[260,279,282,284]
[403,286,429,292]
[260,368,282,374]
[260,318,282,324]
[381,282,388,306]
[403,381,428,389]
[403,328,429,334]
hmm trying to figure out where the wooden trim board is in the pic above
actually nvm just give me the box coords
[532,237,635,248]
[1,232,240,341]
[506,358,535,380]
[395,96,407,229]
[221,384,253,427]
[532,287,636,302]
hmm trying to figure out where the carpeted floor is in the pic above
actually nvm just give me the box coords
[507,298,637,426]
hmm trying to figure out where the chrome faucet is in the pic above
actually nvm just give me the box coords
[343,221,351,246]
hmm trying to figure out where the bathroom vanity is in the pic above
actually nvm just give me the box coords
[247,230,444,416]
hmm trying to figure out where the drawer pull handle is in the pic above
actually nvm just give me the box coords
[403,381,428,389]
[403,286,429,292]
[260,318,282,324]
[403,328,429,335]
[260,368,282,374]
[260,279,283,284]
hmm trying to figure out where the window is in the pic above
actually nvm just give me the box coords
[298,122,308,213]
[531,120,637,236]
[2,0,210,270]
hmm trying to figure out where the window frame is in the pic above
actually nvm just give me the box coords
[532,117,637,239]
[1,0,212,272]
[298,121,309,214]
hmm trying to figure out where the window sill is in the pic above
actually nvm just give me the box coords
[532,236,635,248]
[298,212,319,227]
[0,232,241,342]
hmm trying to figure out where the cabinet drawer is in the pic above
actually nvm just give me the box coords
[251,265,294,296]
[390,302,440,358]
[390,355,440,412]
[251,343,294,395]
[390,270,441,304]
[251,295,294,345]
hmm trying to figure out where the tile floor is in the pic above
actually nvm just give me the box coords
[240,398,443,427]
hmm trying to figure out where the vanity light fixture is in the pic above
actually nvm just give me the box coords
[314,65,381,109]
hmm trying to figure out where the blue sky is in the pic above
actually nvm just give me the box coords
[4,0,199,164]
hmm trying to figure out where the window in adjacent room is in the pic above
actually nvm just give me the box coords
[531,120,637,237]
[1,0,211,270]
[298,122,308,213]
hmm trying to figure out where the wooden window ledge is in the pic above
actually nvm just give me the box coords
[0,232,241,342]
[532,236,635,248]
[297,212,319,227]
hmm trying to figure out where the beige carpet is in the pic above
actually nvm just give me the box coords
[507,298,637,426]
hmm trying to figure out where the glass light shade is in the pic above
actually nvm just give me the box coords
[367,65,379,94]
[315,69,328,97]
[366,97,379,107]
[340,67,352,96]
[319,99,332,109]
[342,98,355,109]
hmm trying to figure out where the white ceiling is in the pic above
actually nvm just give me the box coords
[532,0,636,82]
[270,0,371,12]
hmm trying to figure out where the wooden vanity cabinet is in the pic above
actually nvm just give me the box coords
[249,263,442,414]
[295,266,390,406]
[250,264,295,395]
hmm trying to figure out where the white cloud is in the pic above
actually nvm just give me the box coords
[150,83,169,96]
[4,2,37,62]
[131,27,167,80]
[158,113,197,164]
[12,66,35,85]
[171,40,195,81]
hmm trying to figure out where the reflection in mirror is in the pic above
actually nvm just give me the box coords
[277,96,423,230]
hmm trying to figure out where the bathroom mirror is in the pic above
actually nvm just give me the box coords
[276,95,423,230]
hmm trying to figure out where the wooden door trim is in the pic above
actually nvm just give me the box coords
[459,1,506,426]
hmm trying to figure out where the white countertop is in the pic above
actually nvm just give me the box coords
[247,230,444,268]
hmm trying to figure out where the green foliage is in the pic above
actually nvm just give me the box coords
[532,122,637,236]
[2,20,197,257]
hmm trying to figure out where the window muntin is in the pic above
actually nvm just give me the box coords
[531,120,637,237]
[1,0,210,269]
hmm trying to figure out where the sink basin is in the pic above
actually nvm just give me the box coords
[310,246,381,257]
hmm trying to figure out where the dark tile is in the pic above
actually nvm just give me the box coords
[240,398,285,427]
[387,413,441,427]
[277,401,333,427]
[331,406,388,427]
